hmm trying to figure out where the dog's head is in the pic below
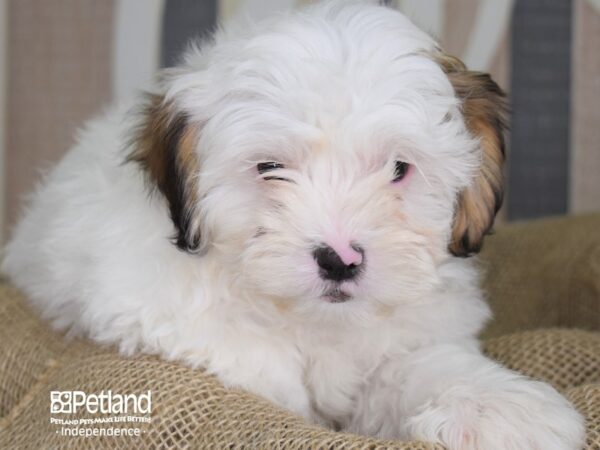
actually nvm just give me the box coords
[129,2,506,316]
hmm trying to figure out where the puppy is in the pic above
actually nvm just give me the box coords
[2,2,585,449]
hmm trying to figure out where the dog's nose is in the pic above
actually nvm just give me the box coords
[313,244,364,282]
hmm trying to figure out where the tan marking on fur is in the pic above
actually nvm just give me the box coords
[432,51,507,257]
[315,134,330,153]
[129,94,173,188]
[376,303,395,318]
[271,296,293,313]
[128,94,202,250]
[177,124,200,206]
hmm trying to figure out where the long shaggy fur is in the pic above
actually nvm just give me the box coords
[2,2,584,449]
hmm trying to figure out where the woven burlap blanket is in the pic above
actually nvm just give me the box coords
[0,286,598,449]
[1,214,599,448]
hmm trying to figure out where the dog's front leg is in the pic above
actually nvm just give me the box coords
[200,333,314,421]
[350,342,585,450]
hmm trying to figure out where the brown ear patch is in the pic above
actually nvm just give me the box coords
[434,52,508,257]
[128,94,201,252]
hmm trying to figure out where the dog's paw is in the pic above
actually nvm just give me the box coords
[403,378,586,450]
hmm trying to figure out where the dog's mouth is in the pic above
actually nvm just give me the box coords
[321,288,352,303]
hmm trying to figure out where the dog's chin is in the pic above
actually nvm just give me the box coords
[321,287,352,304]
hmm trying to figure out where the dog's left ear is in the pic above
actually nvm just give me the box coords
[128,94,202,252]
[434,52,508,257]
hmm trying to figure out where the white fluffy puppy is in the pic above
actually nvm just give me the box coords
[2,2,585,449]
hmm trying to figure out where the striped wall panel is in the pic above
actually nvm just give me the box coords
[162,0,217,68]
[0,0,7,241]
[1,0,599,238]
[112,0,164,101]
[5,0,114,235]
[508,0,573,220]
[570,0,600,213]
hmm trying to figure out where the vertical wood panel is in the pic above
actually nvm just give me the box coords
[112,0,163,100]
[0,0,7,242]
[508,0,572,220]
[162,0,217,68]
[5,0,114,233]
[219,0,296,22]
[570,0,600,213]
[442,0,479,57]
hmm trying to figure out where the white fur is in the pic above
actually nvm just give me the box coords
[2,2,584,449]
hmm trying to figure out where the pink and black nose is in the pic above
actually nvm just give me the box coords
[313,244,364,282]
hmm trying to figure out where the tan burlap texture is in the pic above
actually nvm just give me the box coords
[0,214,599,449]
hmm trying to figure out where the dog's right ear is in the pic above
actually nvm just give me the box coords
[128,94,202,252]
[432,52,508,257]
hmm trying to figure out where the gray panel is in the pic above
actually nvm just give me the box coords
[508,0,572,220]
[161,0,218,68]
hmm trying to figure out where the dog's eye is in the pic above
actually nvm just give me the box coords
[392,161,410,182]
[257,162,289,181]
[257,162,284,174]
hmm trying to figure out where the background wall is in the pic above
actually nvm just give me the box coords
[1,0,598,241]
[0,0,7,241]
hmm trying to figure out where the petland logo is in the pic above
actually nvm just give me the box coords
[50,390,152,415]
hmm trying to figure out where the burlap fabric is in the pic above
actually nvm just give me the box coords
[0,214,599,449]
[480,214,600,338]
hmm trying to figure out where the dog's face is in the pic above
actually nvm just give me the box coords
[129,3,506,318]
